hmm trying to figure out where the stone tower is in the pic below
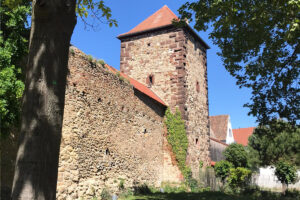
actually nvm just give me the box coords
[118,5,210,176]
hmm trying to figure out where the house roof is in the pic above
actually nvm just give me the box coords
[104,64,167,106]
[210,137,229,147]
[233,127,255,146]
[209,115,229,141]
[118,5,178,38]
[117,5,210,49]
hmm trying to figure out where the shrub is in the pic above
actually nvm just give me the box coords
[224,143,249,168]
[100,188,111,200]
[119,178,125,190]
[227,167,252,192]
[275,161,298,191]
[214,160,234,184]
[87,55,94,63]
[97,59,105,66]
[70,48,75,55]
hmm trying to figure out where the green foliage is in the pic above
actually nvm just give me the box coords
[87,55,94,63]
[179,0,300,124]
[214,160,234,183]
[227,167,252,192]
[165,108,190,181]
[76,0,118,28]
[224,144,249,168]
[97,59,105,66]
[0,1,30,136]
[275,161,298,186]
[100,188,111,200]
[249,120,300,166]
[119,178,125,190]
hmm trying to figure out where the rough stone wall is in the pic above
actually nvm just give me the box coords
[57,47,181,200]
[120,27,210,178]
[184,30,210,176]
[120,28,187,116]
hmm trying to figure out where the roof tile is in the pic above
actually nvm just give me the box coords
[233,127,255,146]
[105,64,166,106]
[118,5,178,37]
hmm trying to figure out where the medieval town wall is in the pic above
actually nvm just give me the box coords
[56,47,181,200]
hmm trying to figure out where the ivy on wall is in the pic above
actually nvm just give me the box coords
[164,108,191,179]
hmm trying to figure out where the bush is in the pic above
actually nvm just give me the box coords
[227,167,252,192]
[275,161,298,189]
[224,143,249,168]
[100,188,111,200]
[87,55,94,63]
[119,178,125,190]
[214,160,234,184]
[97,59,105,66]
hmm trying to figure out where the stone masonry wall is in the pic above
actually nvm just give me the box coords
[184,30,210,176]
[56,47,181,200]
[120,28,188,117]
[119,27,210,178]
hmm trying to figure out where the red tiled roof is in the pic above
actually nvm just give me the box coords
[210,137,229,147]
[211,161,216,166]
[209,115,229,141]
[118,5,178,38]
[105,64,167,106]
[233,127,255,146]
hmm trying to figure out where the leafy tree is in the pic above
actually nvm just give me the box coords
[9,0,117,199]
[275,161,298,193]
[178,0,300,124]
[249,120,300,166]
[227,167,252,192]
[224,143,249,168]
[0,0,30,137]
[214,160,233,185]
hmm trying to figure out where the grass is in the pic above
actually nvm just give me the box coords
[119,190,300,200]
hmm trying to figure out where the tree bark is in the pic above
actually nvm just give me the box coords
[11,0,77,199]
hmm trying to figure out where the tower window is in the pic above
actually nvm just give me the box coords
[147,43,151,47]
[149,76,153,84]
[196,138,199,145]
[147,75,154,87]
[196,81,200,93]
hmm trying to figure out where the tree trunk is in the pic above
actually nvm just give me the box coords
[11,0,77,199]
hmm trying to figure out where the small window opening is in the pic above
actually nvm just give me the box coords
[98,98,102,102]
[143,129,147,134]
[196,81,200,93]
[147,75,154,87]
[147,43,151,47]
[149,76,153,85]
[196,138,199,145]
[105,148,110,155]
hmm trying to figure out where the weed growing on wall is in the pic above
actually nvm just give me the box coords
[164,108,189,178]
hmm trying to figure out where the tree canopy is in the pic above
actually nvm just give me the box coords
[0,0,30,137]
[249,120,300,166]
[178,0,300,124]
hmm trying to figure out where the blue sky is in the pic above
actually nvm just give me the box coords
[71,0,257,129]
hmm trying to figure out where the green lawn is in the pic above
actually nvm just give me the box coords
[119,191,300,200]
